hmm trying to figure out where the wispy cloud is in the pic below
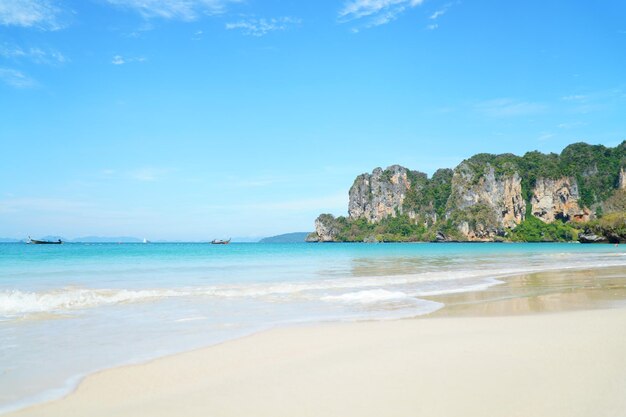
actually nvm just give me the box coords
[0,0,63,30]
[129,167,170,182]
[0,68,36,88]
[474,98,547,118]
[560,87,625,114]
[557,121,586,129]
[339,0,424,29]
[111,54,146,65]
[225,16,301,37]
[537,131,555,141]
[221,174,289,188]
[430,9,446,20]
[0,43,67,65]
[99,167,170,181]
[426,2,452,30]
[561,94,587,101]
[105,0,240,21]
[0,197,92,214]
[201,193,348,213]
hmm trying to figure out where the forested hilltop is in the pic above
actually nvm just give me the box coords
[307,142,626,243]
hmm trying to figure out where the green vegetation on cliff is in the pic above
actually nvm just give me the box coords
[508,216,579,242]
[312,141,626,243]
[403,169,453,220]
[329,214,430,242]
[463,142,626,208]
[560,142,626,207]
[585,212,626,243]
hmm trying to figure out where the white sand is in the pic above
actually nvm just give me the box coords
[10,307,626,417]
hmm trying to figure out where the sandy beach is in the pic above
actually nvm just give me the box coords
[9,266,626,417]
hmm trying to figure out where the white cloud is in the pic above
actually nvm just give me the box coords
[201,193,348,213]
[562,94,587,101]
[225,16,301,37]
[129,167,170,182]
[112,54,146,65]
[0,68,36,88]
[474,98,547,118]
[112,55,125,65]
[105,0,240,21]
[426,3,453,30]
[557,121,586,129]
[0,0,63,29]
[537,132,555,141]
[98,167,169,181]
[338,0,423,28]
[0,197,92,214]
[430,9,446,20]
[0,43,67,65]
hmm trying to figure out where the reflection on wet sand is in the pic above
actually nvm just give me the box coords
[426,266,626,317]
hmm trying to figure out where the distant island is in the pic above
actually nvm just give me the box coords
[0,238,22,243]
[1,236,145,243]
[307,141,626,243]
[71,236,144,243]
[259,232,311,243]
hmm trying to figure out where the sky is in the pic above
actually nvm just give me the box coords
[1,0,625,240]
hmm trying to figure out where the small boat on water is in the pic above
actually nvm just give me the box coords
[28,236,63,245]
[211,238,231,245]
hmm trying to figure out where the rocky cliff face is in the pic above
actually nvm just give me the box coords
[310,141,626,242]
[531,177,590,223]
[312,214,340,242]
[446,163,525,240]
[348,165,411,222]
[619,167,626,189]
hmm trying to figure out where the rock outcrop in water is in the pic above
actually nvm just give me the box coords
[308,141,626,242]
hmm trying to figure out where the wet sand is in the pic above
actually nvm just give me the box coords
[8,266,626,417]
[428,266,626,317]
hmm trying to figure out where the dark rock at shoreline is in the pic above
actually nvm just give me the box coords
[578,232,607,243]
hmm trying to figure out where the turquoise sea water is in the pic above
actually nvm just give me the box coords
[1,242,626,413]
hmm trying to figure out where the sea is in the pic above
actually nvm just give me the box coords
[1,241,625,413]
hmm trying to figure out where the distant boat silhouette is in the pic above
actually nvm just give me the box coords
[211,238,231,245]
[143,238,150,244]
[28,236,63,245]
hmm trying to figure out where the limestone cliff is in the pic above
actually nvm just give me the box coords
[446,163,525,240]
[530,177,589,223]
[309,141,626,242]
[312,214,340,242]
[619,167,626,189]
[348,165,411,222]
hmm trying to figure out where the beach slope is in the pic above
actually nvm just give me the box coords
[11,308,626,417]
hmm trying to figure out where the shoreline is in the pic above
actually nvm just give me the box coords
[9,309,626,417]
[6,264,626,416]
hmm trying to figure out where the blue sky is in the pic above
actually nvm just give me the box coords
[1,0,625,240]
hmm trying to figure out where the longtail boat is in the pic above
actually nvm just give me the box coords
[28,237,63,244]
[211,238,231,245]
